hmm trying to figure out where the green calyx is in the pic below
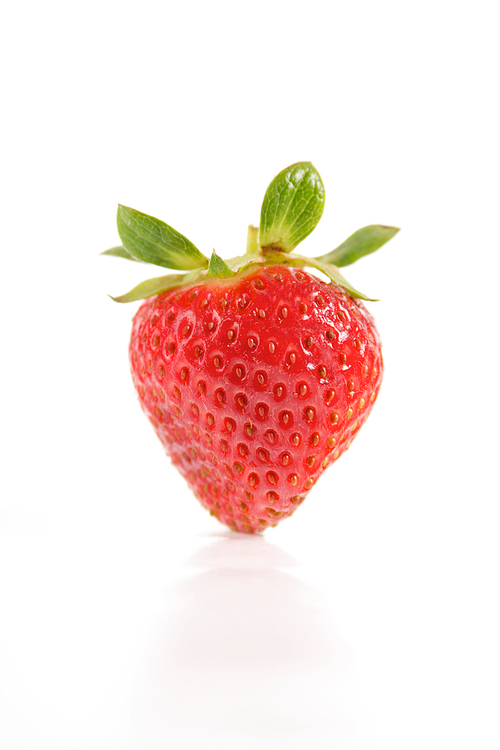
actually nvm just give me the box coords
[103,162,399,302]
[259,162,325,252]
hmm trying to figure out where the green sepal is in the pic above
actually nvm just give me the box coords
[101,245,143,261]
[207,250,236,278]
[316,225,400,267]
[110,270,202,303]
[261,251,377,301]
[303,257,378,301]
[259,162,325,253]
[117,205,208,271]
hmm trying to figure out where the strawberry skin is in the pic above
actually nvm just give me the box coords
[129,264,383,533]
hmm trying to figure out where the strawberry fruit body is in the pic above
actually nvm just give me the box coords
[104,162,398,532]
[130,265,383,532]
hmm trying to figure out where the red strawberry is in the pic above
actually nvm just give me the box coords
[104,162,398,532]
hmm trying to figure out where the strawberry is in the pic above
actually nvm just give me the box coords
[104,162,399,533]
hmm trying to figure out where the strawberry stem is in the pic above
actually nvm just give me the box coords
[246,225,259,255]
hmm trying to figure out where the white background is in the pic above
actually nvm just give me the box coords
[1,1,499,748]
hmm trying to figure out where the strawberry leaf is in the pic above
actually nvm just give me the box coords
[110,270,202,303]
[102,245,143,261]
[117,205,208,271]
[259,162,325,253]
[316,225,400,267]
[207,251,236,278]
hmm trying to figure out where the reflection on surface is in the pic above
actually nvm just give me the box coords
[132,532,358,749]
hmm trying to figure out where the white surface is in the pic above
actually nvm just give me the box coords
[1,0,499,748]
